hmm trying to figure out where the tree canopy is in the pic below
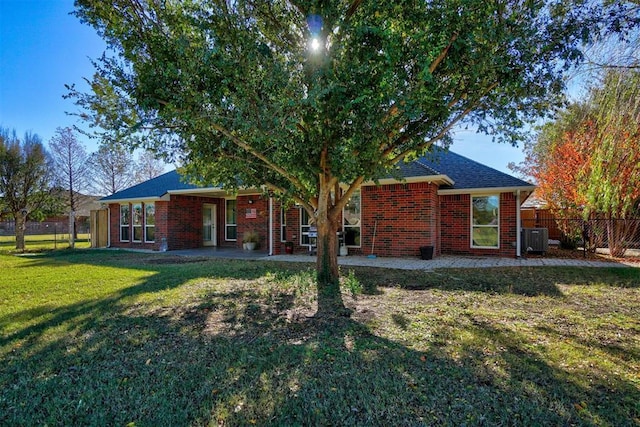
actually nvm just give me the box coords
[580,0,639,70]
[518,69,640,255]
[135,150,166,183]
[71,0,607,315]
[87,142,138,196]
[0,128,58,251]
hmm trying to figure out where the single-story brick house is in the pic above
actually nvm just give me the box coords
[100,149,534,258]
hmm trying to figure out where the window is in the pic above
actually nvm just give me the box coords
[120,204,130,242]
[300,208,313,246]
[225,199,237,240]
[145,203,155,242]
[132,203,143,242]
[343,189,361,247]
[472,195,499,248]
[280,207,287,242]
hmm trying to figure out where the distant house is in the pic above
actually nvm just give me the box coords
[100,149,535,258]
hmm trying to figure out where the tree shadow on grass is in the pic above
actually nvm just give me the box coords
[2,274,639,426]
[455,318,640,425]
[0,250,311,347]
[354,265,640,297]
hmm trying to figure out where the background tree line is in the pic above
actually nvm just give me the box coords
[0,127,166,251]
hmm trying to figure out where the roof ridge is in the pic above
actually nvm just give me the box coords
[445,150,533,185]
[413,158,441,175]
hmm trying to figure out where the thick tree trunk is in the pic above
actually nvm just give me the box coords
[313,183,350,318]
[68,210,76,249]
[607,218,627,258]
[315,217,349,316]
[15,211,26,252]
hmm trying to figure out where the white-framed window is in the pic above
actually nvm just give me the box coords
[120,204,130,242]
[145,203,155,243]
[300,208,313,246]
[280,207,287,242]
[471,195,499,248]
[225,199,237,240]
[343,189,361,247]
[132,203,143,242]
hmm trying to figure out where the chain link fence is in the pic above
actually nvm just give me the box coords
[0,220,90,237]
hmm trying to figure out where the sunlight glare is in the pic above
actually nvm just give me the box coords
[311,38,320,52]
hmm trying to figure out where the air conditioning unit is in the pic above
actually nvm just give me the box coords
[522,228,549,253]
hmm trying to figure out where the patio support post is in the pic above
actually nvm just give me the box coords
[107,207,111,248]
[516,190,521,258]
[268,196,274,256]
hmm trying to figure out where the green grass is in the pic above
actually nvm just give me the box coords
[0,234,91,252]
[1,249,639,426]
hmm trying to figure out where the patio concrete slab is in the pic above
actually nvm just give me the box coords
[169,247,269,259]
[139,247,639,270]
[263,254,639,270]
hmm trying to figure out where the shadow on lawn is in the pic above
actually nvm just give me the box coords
[353,265,640,297]
[0,250,308,347]
[2,262,639,425]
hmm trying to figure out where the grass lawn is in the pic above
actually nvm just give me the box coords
[1,249,639,426]
[0,234,91,252]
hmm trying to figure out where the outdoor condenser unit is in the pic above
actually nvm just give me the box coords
[522,228,549,253]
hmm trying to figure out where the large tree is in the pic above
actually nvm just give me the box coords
[49,127,91,247]
[71,0,602,315]
[0,129,57,251]
[135,150,166,183]
[87,142,137,196]
[520,69,640,256]
[580,0,639,70]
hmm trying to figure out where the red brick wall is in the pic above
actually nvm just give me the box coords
[155,201,169,249]
[236,195,270,250]
[109,196,222,251]
[166,196,222,250]
[440,194,469,254]
[354,182,440,258]
[274,184,440,257]
[272,201,292,255]
[108,189,520,258]
[440,192,518,257]
[282,205,309,255]
[499,192,518,256]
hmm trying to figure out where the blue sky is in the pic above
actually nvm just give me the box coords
[0,0,527,174]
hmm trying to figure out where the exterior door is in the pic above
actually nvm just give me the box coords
[203,204,217,246]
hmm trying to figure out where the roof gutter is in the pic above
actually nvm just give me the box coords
[166,188,263,197]
[166,187,224,195]
[99,196,167,204]
[438,186,536,196]
[361,174,455,187]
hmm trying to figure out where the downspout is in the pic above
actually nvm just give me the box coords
[268,196,274,256]
[516,190,521,258]
[107,206,111,248]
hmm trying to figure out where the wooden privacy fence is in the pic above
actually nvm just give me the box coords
[522,211,640,256]
[521,209,563,240]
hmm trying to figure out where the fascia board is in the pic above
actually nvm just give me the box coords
[438,185,536,196]
[361,174,455,187]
